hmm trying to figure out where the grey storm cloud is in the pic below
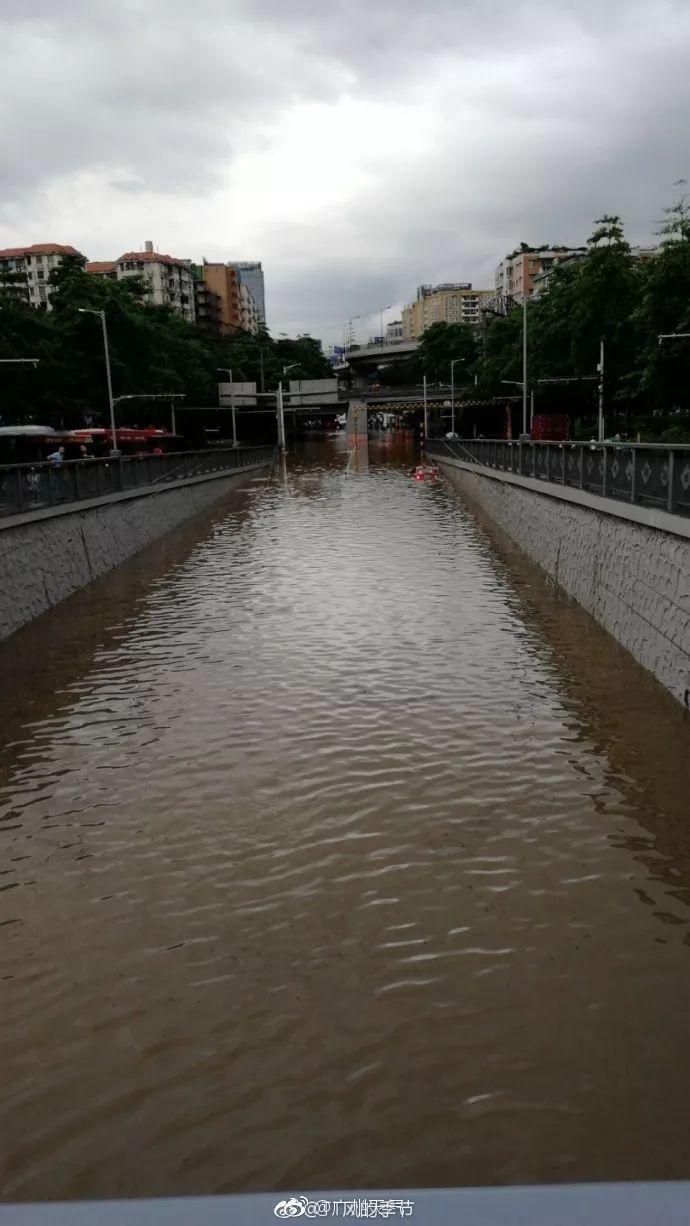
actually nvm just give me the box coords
[2,0,690,338]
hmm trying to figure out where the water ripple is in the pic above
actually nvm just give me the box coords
[2,438,690,1199]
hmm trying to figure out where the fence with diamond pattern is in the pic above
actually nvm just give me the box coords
[425,439,690,518]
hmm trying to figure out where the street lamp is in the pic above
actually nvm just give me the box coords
[658,333,690,344]
[275,364,300,455]
[217,367,237,447]
[522,294,528,439]
[597,340,605,443]
[450,358,465,436]
[78,308,118,455]
[0,358,40,366]
[380,305,392,349]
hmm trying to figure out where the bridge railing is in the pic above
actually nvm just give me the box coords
[0,445,275,521]
[425,437,690,518]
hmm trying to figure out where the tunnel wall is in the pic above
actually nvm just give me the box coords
[0,463,269,641]
[437,457,690,706]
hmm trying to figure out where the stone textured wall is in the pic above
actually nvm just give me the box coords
[439,462,690,706]
[0,469,262,640]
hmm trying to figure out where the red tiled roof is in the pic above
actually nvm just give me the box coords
[0,243,83,259]
[117,251,189,268]
[86,261,116,273]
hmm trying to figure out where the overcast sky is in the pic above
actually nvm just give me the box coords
[2,0,689,344]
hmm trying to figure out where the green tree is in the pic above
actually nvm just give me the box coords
[630,186,690,432]
[1,261,332,430]
[415,322,478,382]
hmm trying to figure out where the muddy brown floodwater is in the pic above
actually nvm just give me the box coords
[2,435,690,1201]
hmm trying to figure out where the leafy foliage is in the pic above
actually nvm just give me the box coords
[0,262,332,429]
[475,200,690,437]
[382,200,690,438]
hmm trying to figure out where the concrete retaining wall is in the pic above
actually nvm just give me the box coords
[0,464,269,640]
[438,459,690,706]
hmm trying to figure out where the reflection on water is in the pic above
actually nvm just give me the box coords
[2,437,690,1200]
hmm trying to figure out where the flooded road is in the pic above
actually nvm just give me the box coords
[3,435,690,1200]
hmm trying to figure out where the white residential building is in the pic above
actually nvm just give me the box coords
[0,243,85,309]
[112,241,196,321]
[86,241,196,321]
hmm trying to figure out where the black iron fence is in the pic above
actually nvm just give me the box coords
[425,438,690,519]
[0,446,275,521]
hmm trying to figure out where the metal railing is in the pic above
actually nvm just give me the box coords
[0,445,276,521]
[425,437,690,518]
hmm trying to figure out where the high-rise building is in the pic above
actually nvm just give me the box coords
[401,283,492,339]
[201,262,243,333]
[231,262,265,326]
[239,282,261,334]
[0,243,85,309]
[190,266,223,336]
[200,262,261,335]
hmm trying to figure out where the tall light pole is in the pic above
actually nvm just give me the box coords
[522,293,528,438]
[597,339,605,443]
[78,308,117,455]
[284,362,301,439]
[277,363,299,453]
[450,358,464,436]
[380,305,392,349]
[217,367,236,447]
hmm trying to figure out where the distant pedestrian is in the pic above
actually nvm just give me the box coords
[47,446,65,466]
[79,444,91,460]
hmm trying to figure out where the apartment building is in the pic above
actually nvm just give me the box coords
[529,244,659,298]
[116,243,195,321]
[85,242,196,321]
[240,281,261,334]
[232,261,265,325]
[85,261,117,280]
[494,247,587,303]
[201,262,243,334]
[199,262,261,335]
[0,243,85,309]
[386,319,403,343]
[192,270,223,337]
[401,283,492,340]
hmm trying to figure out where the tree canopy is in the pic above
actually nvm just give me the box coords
[0,260,332,430]
[381,195,690,440]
